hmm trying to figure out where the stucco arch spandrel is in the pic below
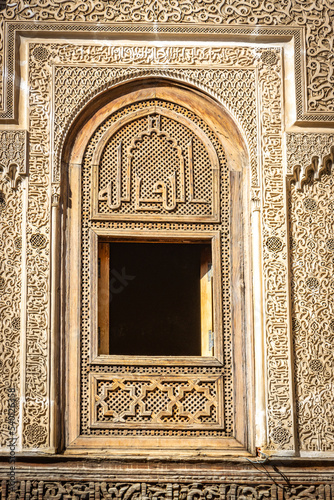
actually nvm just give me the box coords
[59,76,250,181]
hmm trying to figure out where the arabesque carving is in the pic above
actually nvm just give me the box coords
[290,169,334,452]
[257,54,293,450]
[0,0,334,119]
[52,60,258,186]
[0,179,22,447]
[288,131,334,449]
[21,43,51,449]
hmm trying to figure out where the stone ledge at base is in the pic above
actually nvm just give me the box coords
[0,458,334,499]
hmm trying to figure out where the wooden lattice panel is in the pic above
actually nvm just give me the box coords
[90,373,223,428]
[91,102,219,222]
[80,96,230,437]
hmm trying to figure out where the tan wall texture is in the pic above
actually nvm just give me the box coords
[0,0,333,495]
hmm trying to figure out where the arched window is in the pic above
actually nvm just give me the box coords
[64,80,251,457]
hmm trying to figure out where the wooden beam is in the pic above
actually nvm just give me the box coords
[98,242,110,354]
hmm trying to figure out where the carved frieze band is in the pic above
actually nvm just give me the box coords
[0,1,334,120]
[0,0,333,120]
[0,479,333,500]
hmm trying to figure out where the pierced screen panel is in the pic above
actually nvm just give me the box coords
[91,373,223,428]
[92,103,219,222]
[81,98,232,438]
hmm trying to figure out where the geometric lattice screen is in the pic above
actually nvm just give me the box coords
[80,98,232,438]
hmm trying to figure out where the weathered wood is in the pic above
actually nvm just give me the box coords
[98,242,110,355]
[200,246,213,357]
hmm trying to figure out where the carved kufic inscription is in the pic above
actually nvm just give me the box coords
[93,107,219,221]
[91,374,222,428]
[0,480,329,499]
[99,115,205,212]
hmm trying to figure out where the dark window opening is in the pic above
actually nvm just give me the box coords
[98,241,212,357]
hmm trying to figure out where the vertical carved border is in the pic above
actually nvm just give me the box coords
[22,48,52,449]
[0,177,23,448]
[289,174,334,453]
[1,479,333,500]
[287,133,334,454]
[257,50,295,451]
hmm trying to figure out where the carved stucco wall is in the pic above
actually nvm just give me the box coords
[0,0,333,118]
[287,133,334,451]
[288,135,334,453]
[0,0,333,465]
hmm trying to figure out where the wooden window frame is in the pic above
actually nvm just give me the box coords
[90,228,222,364]
[64,81,252,457]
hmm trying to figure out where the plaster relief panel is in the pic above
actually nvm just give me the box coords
[0,179,22,448]
[290,168,334,453]
[0,1,334,122]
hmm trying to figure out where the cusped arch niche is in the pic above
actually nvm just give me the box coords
[63,79,252,457]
